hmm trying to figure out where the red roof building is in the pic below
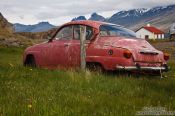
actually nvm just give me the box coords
[136,25,165,39]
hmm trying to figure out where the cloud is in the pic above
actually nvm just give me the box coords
[19,15,24,19]
[0,0,175,25]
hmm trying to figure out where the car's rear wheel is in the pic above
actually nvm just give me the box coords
[24,55,36,67]
[86,63,105,73]
[170,34,175,40]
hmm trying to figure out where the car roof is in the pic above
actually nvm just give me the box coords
[62,20,120,29]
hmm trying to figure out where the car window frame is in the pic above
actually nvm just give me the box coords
[54,25,73,41]
[73,24,94,41]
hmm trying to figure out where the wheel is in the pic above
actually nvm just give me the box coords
[170,34,175,40]
[86,63,104,73]
[170,35,172,40]
[24,55,36,67]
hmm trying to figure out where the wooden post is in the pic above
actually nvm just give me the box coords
[80,25,86,70]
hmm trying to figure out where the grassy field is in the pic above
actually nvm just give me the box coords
[0,45,175,116]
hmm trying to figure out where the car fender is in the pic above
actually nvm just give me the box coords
[23,50,41,66]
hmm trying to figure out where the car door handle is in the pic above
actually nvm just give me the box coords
[64,43,69,47]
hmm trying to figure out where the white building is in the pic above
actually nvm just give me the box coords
[136,25,165,39]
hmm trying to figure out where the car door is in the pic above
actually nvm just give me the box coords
[66,25,94,68]
[48,25,73,68]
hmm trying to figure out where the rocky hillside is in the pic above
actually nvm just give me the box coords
[0,13,47,47]
[16,27,58,40]
[0,13,13,33]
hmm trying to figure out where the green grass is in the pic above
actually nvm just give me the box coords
[148,39,175,44]
[0,46,175,116]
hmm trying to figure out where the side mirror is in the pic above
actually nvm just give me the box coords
[47,34,53,42]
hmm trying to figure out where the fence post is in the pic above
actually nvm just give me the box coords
[80,25,86,71]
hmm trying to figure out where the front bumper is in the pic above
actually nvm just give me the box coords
[116,65,169,72]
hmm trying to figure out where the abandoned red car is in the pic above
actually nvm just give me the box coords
[23,20,169,72]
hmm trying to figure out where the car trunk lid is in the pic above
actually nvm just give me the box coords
[99,37,164,63]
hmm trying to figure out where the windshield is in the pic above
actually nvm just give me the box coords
[100,24,137,38]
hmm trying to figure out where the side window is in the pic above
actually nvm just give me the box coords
[74,25,93,40]
[86,26,93,40]
[74,25,80,40]
[55,26,73,40]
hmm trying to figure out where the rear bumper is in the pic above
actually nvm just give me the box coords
[116,65,169,72]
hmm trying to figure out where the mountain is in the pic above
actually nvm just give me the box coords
[72,4,175,32]
[107,8,149,27]
[72,16,86,21]
[89,13,105,21]
[71,13,105,21]
[107,4,175,32]
[13,22,56,32]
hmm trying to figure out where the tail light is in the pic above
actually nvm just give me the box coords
[123,50,132,59]
[164,53,170,61]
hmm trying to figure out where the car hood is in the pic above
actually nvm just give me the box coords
[24,41,48,53]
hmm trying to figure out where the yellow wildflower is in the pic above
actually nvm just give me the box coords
[9,63,14,67]
[28,104,32,108]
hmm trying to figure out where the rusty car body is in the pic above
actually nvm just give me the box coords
[23,20,169,72]
[170,23,175,39]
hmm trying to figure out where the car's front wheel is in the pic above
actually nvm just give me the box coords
[24,55,36,67]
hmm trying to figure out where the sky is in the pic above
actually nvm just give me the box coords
[0,0,175,26]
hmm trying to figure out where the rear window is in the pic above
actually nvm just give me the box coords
[100,24,136,38]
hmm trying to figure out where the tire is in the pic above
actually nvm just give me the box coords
[86,63,104,73]
[170,35,172,40]
[170,34,175,40]
[24,55,36,67]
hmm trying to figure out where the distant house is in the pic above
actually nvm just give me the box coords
[136,24,165,39]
